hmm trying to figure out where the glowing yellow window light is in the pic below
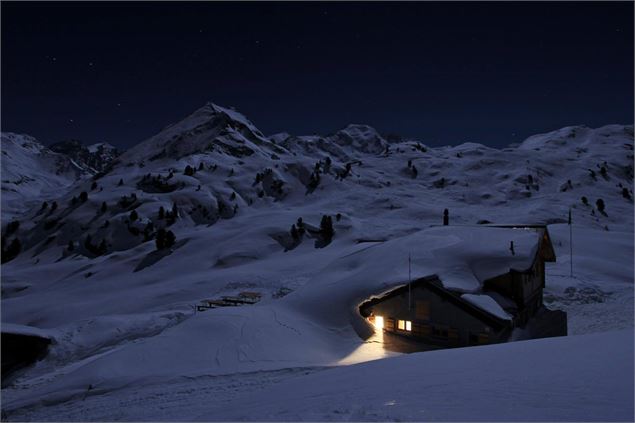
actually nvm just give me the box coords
[375,315,384,329]
[398,320,412,331]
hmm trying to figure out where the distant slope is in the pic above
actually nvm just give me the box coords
[1,133,84,221]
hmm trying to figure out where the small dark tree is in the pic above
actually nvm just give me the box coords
[320,215,334,241]
[98,240,107,255]
[336,213,342,222]
[308,171,321,190]
[443,209,449,226]
[412,165,418,178]
[290,224,299,241]
[156,229,166,249]
[407,159,412,168]
[158,206,165,219]
[622,188,631,200]
[6,220,19,235]
[1,238,21,263]
[91,181,98,190]
[67,240,74,252]
[581,196,588,205]
[50,201,58,212]
[596,198,605,213]
[79,191,88,202]
[528,174,534,184]
[184,165,195,176]
[589,169,596,180]
[230,192,236,201]
[130,210,138,222]
[41,201,48,210]
[71,196,78,205]
[229,168,234,177]
[600,166,607,177]
[118,178,124,186]
[84,235,93,251]
[171,202,178,218]
[101,202,107,213]
[165,230,176,248]
[198,162,204,171]
[324,156,332,173]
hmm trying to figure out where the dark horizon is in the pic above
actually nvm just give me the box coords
[1,1,633,150]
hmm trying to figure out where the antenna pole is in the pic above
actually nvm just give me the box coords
[408,253,412,310]
[569,208,573,278]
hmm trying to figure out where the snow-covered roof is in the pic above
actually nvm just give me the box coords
[288,224,547,334]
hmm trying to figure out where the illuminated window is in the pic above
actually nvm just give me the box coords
[397,320,412,331]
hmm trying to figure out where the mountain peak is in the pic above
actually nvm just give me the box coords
[330,123,388,154]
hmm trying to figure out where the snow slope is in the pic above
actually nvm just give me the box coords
[4,330,632,421]
[1,133,85,221]
[1,102,632,421]
[1,134,119,222]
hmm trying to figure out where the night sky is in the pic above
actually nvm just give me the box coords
[1,1,633,149]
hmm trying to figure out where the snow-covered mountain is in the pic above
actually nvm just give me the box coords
[1,133,86,221]
[49,140,119,174]
[1,102,633,420]
[1,134,120,222]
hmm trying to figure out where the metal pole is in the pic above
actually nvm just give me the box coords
[569,208,573,278]
[408,253,412,310]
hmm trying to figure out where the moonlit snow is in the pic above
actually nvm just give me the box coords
[1,103,633,421]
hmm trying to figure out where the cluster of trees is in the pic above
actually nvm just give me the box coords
[157,202,179,224]
[118,193,138,208]
[83,235,108,256]
[254,168,274,185]
[71,191,89,205]
[40,201,59,214]
[337,163,352,180]
[308,169,321,190]
[581,196,607,215]
[155,228,176,250]
[290,217,306,241]
[138,173,177,193]
[412,142,427,153]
